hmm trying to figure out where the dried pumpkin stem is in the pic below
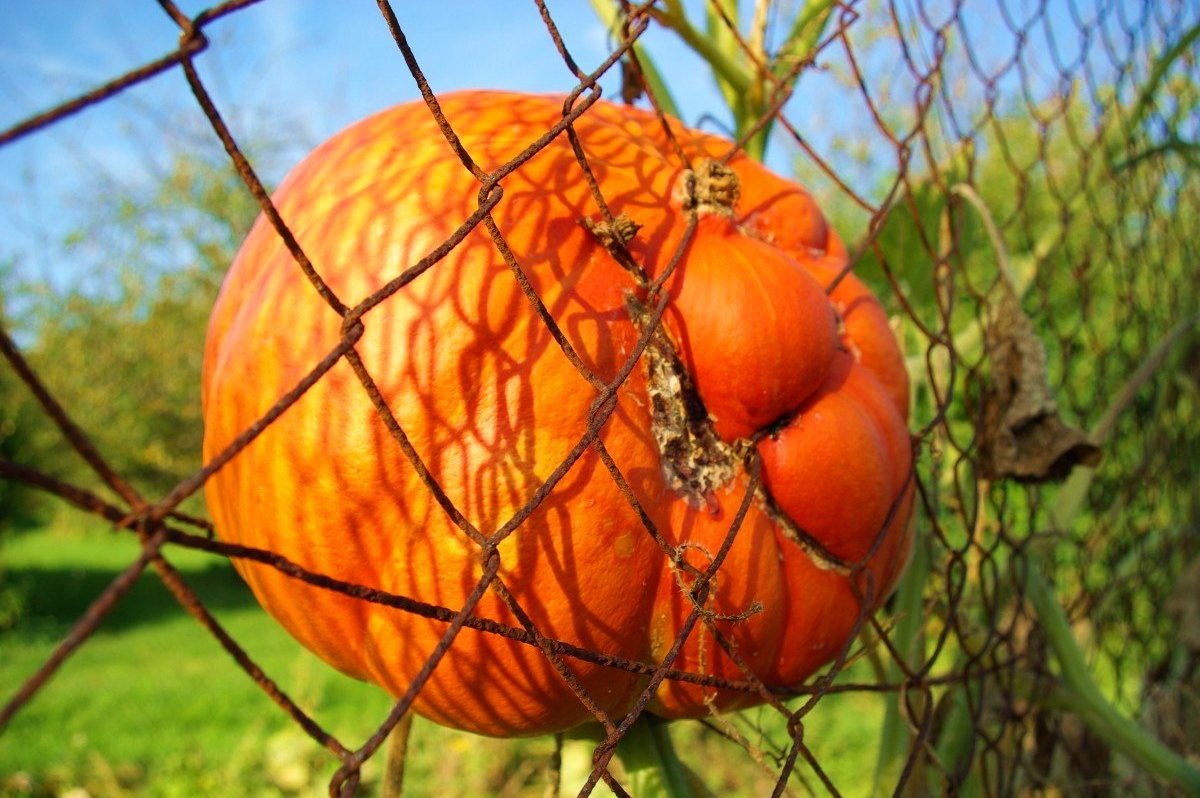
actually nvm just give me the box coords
[674,159,740,216]
[581,213,649,286]
[581,213,642,249]
[584,183,744,506]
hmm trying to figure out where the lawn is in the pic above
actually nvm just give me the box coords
[1,517,886,797]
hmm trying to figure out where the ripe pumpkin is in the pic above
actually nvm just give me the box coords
[201,91,913,737]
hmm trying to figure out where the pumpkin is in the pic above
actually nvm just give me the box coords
[201,91,913,737]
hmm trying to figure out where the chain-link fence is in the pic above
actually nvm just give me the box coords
[2,1,1199,796]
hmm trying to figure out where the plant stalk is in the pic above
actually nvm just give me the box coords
[1051,312,1200,531]
[381,711,413,798]
[559,726,616,798]
[1025,561,1200,794]
[871,526,931,795]
[559,717,703,798]
[619,716,703,798]
[650,0,753,97]
[588,0,682,119]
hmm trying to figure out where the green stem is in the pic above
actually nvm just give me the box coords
[559,718,705,798]
[1025,562,1200,794]
[1129,20,1200,130]
[703,0,743,111]
[650,0,753,98]
[1051,312,1200,531]
[1115,135,1200,171]
[380,711,413,798]
[771,0,836,81]
[1027,306,1200,792]
[871,528,931,795]
[587,0,683,119]
[559,726,616,798]
[932,683,977,785]
[740,0,836,163]
[618,716,703,798]
[591,1,838,164]
[740,121,770,163]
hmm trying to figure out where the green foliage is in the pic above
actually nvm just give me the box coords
[0,523,389,797]
[1,525,589,797]
[6,152,259,506]
[0,522,896,797]
[1,265,47,536]
[0,377,44,535]
[813,55,1200,797]
[591,0,835,160]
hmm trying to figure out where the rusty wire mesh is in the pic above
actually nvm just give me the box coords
[2,0,1199,796]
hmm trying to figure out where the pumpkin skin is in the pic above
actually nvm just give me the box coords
[201,91,913,737]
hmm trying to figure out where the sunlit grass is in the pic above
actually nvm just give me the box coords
[1,517,889,797]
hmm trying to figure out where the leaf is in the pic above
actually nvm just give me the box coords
[705,0,743,111]
[850,142,975,323]
[587,0,682,118]
[977,287,1100,482]
[771,0,837,81]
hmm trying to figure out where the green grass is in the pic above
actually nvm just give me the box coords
[0,517,888,797]
[1,518,393,796]
[0,518,565,797]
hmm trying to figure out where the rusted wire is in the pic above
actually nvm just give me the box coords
[1,1,1198,796]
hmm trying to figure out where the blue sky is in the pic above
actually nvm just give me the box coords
[0,1,1177,295]
[0,2,735,292]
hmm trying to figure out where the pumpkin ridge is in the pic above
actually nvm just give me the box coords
[752,480,854,575]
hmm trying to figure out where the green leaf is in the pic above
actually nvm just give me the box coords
[850,143,975,324]
[705,0,743,111]
[771,0,836,81]
[587,0,683,119]
[1129,20,1200,131]
[648,0,753,100]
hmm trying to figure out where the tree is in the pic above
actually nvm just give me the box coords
[8,150,261,507]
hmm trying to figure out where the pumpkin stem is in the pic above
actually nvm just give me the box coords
[674,159,740,217]
[615,716,709,798]
[557,718,708,797]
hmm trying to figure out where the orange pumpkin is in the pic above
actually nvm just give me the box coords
[201,91,913,737]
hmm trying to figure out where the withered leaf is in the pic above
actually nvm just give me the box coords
[978,289,1100,482]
